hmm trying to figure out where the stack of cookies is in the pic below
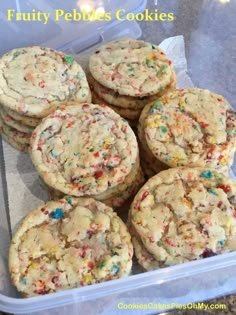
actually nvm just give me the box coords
[138,88,236,177]
[9,197,133,297]
[0,46,91,152]
[29,103,144,208]
[88,38,176,127]
[129,168,236,271]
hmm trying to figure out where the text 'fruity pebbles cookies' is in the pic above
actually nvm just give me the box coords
[9,197,133,297]
[129,168,236,271]
[0,46,91,151]
[29,103,144,208]
[138,88,236,176]
[88,38,176,126]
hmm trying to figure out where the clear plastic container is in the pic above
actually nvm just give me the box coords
[1,1,236,314]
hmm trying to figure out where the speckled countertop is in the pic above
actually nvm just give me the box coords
[139,1,236,314]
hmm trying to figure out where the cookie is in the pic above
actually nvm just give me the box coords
[30,103,139,199]
[0,106,34,134]
[9,197,133,297]
[0,46,91,118]
[88,72,176,110]
[89,38,175,97]
[3,106,40,127]
[44,166,144,209]
[1,121,31,145]
[1,131,28,152]
[129,167,236,268]
[131,231,160,271]
[139,88,236,174]
[91,91,142,121]
[39,145,141,204]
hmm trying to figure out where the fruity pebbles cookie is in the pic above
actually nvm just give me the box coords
[129,168,236,271]
[0,46,91,118]
[89,38,175,97]
[9,197,133,297]
[88,39,176,126]
[138,88,236,175]
[30,103,142,206]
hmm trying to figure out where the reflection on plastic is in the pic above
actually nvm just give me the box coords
[218,0,230,3]
[77,0,95,12]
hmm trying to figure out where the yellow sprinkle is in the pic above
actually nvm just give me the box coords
[219,156,230,165]
[102,136,114,149]
[179,99,185,110]
[147,53,156,61]
[226,217,232,229]
[208,137,217,144]
[83,274,93,284]
[172,152,185,163]
[146,115,161,128]
[103,137,114,145]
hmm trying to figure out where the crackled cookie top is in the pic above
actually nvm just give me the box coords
[30,103,138,196]
[140,88,236,173]
[9,197,133,297]
[130,168,236,267]
[0,46,91,118]
[89,38,174,97]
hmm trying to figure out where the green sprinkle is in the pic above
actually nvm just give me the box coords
[149,100,163,114]
[156,65,167,75]
[161,126,168,133]
[152,44,157,49]
[117,192,124,197]
[208,188,217,196]
[65,196,73,206]
[52,95,60,101]
[107,165,114,170]
[226,128,236,136]
[21,278,27,285]
[153,100,163,108]
[50,208,64,219]
[112,251,119,256]
[66,140,70,144]
[219,240,225,246]
[165,157,172,162]
[112,265,120,274]
[158,85,164,91]
[200,170,213,179]
[74,152,80,156]
[64,55,75,65]
[13,51,21,59]
[146,59,154,68]
[97,261,105,269]
[128,66,135,75]
[75,72,85,80]
[89,148,94,152]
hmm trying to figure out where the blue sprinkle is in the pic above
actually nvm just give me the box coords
[51,150,58,158]
[50,208,64,219]
[21,278,27,285]
[112,265,120,274]
[219,240,225,246]
[200,170,213,179]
